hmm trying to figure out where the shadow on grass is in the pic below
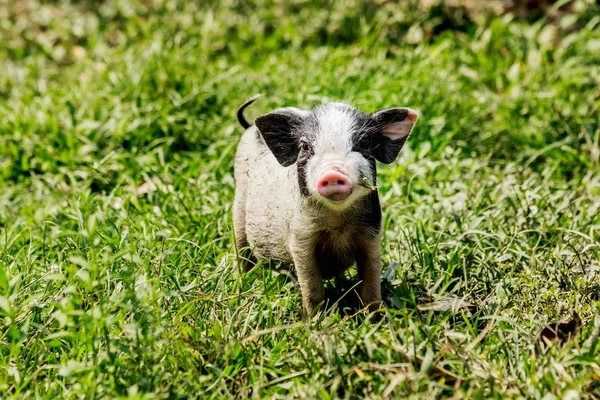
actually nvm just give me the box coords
[265,261,487,334]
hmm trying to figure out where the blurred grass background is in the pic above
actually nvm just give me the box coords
[0,0,599,398]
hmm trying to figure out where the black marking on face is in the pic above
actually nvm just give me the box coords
[354,190,382,237]
[348,108,412,165]
[349,113,380,181]
[296,136,314,197]
[350,112,376,146]
[367,157,377,186]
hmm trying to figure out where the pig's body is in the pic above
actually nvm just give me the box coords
[233,96,417,313]
[235,125,382,278]
[234,125,299,263]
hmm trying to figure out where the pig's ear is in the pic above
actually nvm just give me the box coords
[371,107,418,164]
[255,108,307,167]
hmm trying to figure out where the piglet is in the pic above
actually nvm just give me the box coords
[233,95,418,313]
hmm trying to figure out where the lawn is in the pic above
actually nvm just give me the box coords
[1,0,600,398]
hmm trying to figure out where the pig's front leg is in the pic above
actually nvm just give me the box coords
[289,233,325,314]
[357,234,383,311]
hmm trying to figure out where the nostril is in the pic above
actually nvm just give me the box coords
[316,171,352,200]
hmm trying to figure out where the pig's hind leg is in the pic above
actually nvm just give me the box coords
[232,188,256,272]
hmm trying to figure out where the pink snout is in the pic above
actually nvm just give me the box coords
[316,171,352,201]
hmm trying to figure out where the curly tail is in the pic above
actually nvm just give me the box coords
[237,94,262,129]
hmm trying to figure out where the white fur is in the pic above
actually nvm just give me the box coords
[305,104,375,211]
[233,105,386,313]
[313,103,356,155]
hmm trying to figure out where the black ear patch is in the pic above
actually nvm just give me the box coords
[374,107,412,126]
[371,107,418,164]
[372,135,409,164]
[255,111,304,167]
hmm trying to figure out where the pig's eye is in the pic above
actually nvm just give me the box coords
[361,150,373,159]
[299,137,310,152]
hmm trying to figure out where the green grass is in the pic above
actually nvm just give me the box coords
[1,0,600,397]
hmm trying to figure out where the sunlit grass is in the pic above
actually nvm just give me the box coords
[0,0,599,397]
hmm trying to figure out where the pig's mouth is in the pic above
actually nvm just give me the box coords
[325,190,352,202]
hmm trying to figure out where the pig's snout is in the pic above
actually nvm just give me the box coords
[316,171,352,201]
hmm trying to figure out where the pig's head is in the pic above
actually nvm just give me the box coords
[255,103,418,211]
